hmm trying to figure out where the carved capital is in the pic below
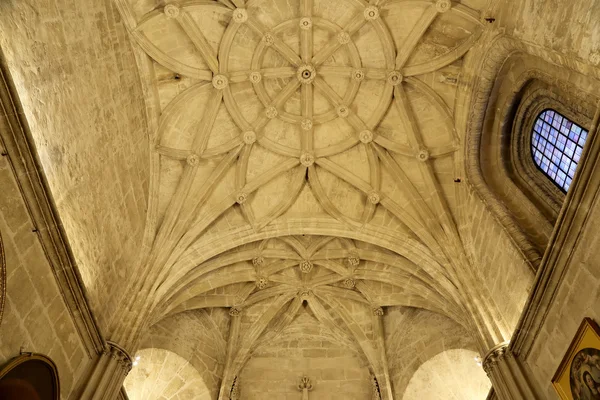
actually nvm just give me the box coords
[105,341,133,374]
[482,342,509,375]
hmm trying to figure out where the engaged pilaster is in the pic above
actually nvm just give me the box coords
[77,341,133,400]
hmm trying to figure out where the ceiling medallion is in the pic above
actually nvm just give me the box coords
[347,253,360,267]
[212,74,229,90]
[387,71,403,86]
[236,192,248,204]
[436,0,452,13]
[186,153,200,166]
[337,31,351,45]
[265,106,278,119]
[252,256,265,267]
[417,148,430,162]
[232,8,248,24]
[299,17,312,30]
[364,6,380,21]
[256,276,269,289]
[262,33,275,46]
[242,131,256,145]
[359,130,373,144]
[301,119,313,131]
[368,191,381,205]
[300,152,315,167]
[297,64,316,85]
[353,69,365,81]
[337,105,350,118]
[163,3,180,19]
[299,260,313,273]
[249,71,262,84]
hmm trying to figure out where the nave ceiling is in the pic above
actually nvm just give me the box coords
[101,0,510,397]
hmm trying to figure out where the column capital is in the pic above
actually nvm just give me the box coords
[482,341,510,375]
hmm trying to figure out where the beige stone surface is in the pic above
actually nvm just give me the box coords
[0,155,90,398]
[9,0,600,398]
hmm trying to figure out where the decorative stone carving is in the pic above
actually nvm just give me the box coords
[299,289,312,299]
[232,8,248,24]
[367,191,381,205]
[300,152,315,167]
[212,74,229,90]
[299,17,312,30]
[229,307,242,317]
[297,64,316,84]
[359,130,373,144]
[186,153,200,166]
[266,106,278,119]
[343,277,355,288]
[435,0,452,13]
[252,256,265,267]
[337,105,350,118]
[236,192,248,204]
[249,71,262,84]
[372,307,384,316]
[482,342,508,375]
[262,33,275,46]
[230,376,240,400]
[79,341,133,399]
[417,148,430,161]
[164,3,180,19]
[298,376,313,400]
[347,252,360,267]
[364,6,380,21]
[301,118,313,131]
[387,71,403,86]
[337,31,351,45]
[243,131,257,145]
[299,260,313,273]
[371,375,382,400]
[256,276,268,289]
[353,69,365,81]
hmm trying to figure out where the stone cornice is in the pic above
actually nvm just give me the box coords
[0,47,104,357]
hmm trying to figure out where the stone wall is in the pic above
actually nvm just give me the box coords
[0,152,91,398]
[459,185,535,338]
[0,0,150,332]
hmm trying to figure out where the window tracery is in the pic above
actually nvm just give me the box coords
[531,109,588,192]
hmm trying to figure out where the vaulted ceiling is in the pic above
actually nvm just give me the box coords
[107,0,504,397]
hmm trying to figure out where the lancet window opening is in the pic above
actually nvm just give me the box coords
[531,109,588,192]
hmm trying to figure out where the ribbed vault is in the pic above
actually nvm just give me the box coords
[108,0,508,398]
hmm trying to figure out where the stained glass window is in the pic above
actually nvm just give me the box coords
[531,109,588,192]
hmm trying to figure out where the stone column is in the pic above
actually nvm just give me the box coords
[482,343,540,400]
[77,341,133,400]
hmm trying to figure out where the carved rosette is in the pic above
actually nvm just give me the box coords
[300,152,315,167]
[359,130,373,144]
[343,277,355,288]
[212,74,229,89]
[368,191,381,205]
[232,8,248,24]
[236,192,248,204]
[353,69,365,81]
[243,131,257,145]
[299,17,312,30]
[347,252,360,267]
[249,71,262,84]
[299,260,314,273]
[256,276,269,289]
[436,0,452,13]
[301,119,313,131]
[186,153,200,166]
[252,256,265,267]
[417,148,430,162]
[262,33,275,46]
[387,71,403,86]
[163,3,180,19]
[337,31,351,45]
[364,6,380,21]
[337,105,350,118]
[265,106,278,119]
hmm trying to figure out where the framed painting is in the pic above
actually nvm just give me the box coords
[553,318,600,400]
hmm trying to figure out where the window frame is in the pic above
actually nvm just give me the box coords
[530,108,588,193]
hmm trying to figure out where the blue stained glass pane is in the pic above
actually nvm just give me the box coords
[531,109,589,192]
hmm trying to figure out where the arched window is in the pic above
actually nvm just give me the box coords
[531,109,588,192]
